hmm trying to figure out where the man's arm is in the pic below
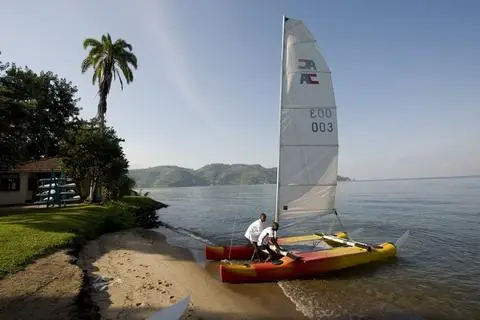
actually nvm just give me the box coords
[270,238,301,261]
[258,232,267,247]
[270,237,283,252]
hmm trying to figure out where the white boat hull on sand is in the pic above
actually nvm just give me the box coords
[147,296,190,320]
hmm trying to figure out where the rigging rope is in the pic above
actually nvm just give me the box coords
[227,209,238,262]
[333,209,344,230]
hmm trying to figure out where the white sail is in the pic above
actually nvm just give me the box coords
[275,17,339,222]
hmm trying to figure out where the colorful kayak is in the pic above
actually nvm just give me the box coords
[219,241,397,284]
[204,231,349,261]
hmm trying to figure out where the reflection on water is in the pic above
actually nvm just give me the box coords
[147,177,480,319]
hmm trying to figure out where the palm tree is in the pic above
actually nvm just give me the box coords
[81,33,138,131]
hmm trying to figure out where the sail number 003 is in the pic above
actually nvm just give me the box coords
[310,107,334,133]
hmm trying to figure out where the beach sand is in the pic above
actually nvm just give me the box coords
[78,229,306,320]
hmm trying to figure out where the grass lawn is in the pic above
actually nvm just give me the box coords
[0,196,163,277]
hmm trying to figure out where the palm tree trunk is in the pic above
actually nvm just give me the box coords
[96,96,107,201]
[97,98,106,133]
[88,177,97,203]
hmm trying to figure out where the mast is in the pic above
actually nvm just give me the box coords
[274,15,287,233]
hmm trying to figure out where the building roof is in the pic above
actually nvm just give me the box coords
[9,157,62,173]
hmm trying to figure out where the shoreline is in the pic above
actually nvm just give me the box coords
[78,228,306,320]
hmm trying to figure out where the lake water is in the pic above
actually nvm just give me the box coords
[145,177,480,319]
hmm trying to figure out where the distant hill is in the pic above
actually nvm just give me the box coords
[129,163,351,188]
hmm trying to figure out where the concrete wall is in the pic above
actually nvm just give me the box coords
[0,172,29,206]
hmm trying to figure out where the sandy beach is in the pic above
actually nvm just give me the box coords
[0,228,304,320]
[78,229,305,320]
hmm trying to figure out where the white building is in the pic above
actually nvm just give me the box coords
[0,157,61,206]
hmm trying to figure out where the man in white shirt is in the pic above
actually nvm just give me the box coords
[244,213,267,260]
[257,222,282,262]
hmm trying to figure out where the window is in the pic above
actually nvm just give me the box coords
[0,174,20,192]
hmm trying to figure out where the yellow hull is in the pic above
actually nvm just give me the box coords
[278,231,350,247]
[220,241,397,283]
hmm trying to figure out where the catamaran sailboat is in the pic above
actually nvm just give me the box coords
[204,16,397,283]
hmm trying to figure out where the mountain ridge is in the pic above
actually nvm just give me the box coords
[129,163,351,188]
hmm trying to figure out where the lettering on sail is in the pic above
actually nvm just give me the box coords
[310,107,334,133]
[298,59,319,84]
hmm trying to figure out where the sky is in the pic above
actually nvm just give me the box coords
[1,0,479,179]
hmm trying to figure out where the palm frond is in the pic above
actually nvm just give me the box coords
[118,62,134,84]
[114,39,133,51]
[89,45,104,57]
[123,51,138,69]
[92,69,98,85]
[92,67,103,85]
[81,57,93,73]
[92,54,104,67]
[101,33,113,48]
[101,34,108,44]
[114,68,124,90]
[83,38,101,50]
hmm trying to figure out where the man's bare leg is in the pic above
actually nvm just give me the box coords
[251,242,262,261]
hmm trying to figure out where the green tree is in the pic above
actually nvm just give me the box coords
[105,169,136,200]
[59,119,130,202]
[0,51,9,72]
[81,33,138,131]
[0,63,81,163]
[0,87,33,171]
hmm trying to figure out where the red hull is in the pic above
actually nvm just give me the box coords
[204,244,254,260]
[204,232,350,261]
